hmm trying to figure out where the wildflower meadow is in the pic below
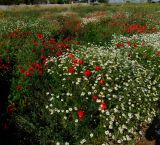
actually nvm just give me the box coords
[0,3,160,145]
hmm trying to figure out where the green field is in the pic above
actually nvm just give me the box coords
[0,3,160,145]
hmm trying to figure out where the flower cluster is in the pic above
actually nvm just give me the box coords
[81,12,108,26]
[44,37,159,144]
[9,34,76,108]
[0,18,57,36]
[112,32,160,51]
[0,58,12,71]
[126,24,147,33]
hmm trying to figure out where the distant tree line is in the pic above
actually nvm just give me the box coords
[0,0,50,5]
[0,0,92,4]
[0,0,154,5]
[0,0,77,4]
[0,0,106,5]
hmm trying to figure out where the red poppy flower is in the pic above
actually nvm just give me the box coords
[76,41,80,44]
[64,37,69,41]
[68,68,75,73]
[127,24,138,33]
[92,95,98,101]
[26,71,32,77]
[99,79,105,85]
[33,40,37,47]
[72,59,77,64]
[77,110,85,119]
[28,66,34,71]
[41,40,45,45]
[38,71,44,76]
[141,42,145,45]
[40,49,44,53]
[101,101,107,110]
[68,53,74,58]
[78,59,84,65]
[19,69,25,73]
[84,70,92,77]
[133,43,138,47]
[32,49,35,52]
[36,63,43,70]
[126,41,132,46]
[155,51,160,56]
[73,63,78,67]
[46,45,49,49]
[120,43,124,47]
[50,38,56,44]
[56,51,62,57]
[37,33,44,39]
[95,66,101,71]
[116,43,124,47]
[41,55,46,60]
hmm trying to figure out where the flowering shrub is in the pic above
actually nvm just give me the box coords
[44,41,160,144]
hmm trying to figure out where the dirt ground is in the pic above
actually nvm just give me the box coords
[136,138,155,145]
[136,125,156,145]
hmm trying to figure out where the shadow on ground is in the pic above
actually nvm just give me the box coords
[145,116,160,145]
